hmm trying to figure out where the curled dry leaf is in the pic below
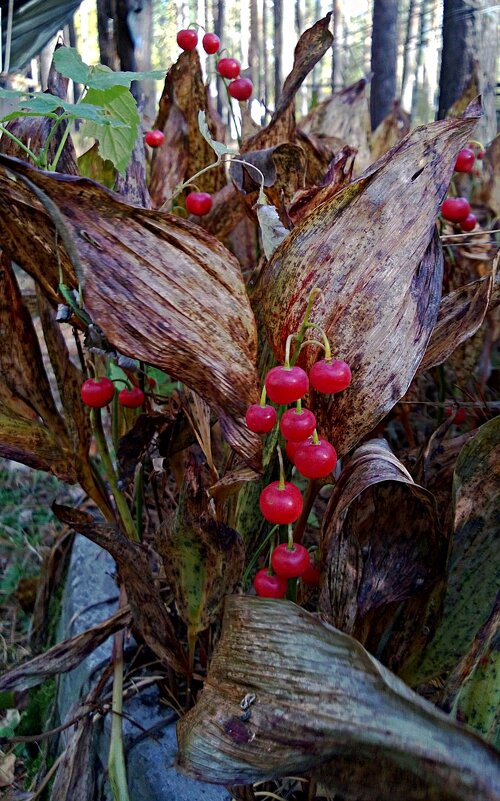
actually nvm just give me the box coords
[419,268,497,372]
[0,607,130,692]
[288,145,356,225]
[149,50,227,208]
[0,156,261,467]
[319,439,442,666]
[230,143,307,208]
[177,596,500,800]
[299,76,372,174]
[401,417,500,688]
[259,102,481,458]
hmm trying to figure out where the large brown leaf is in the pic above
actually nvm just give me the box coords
[258,103,481,457]
[319,439,442,662]
[0,156,260,466]
[149,50,227,208]
[176,596,500,800]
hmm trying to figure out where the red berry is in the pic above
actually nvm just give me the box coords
[280,407,316,441]
[285,439,302,464]
[118,387,145,408]
[460,214,477,232]
[264,366,309,405]
[176,29,198,50]
[294,437,337,479]
[301,559,321,586]
[310,359,352,394]
[186,192,213,216]
[454,147,475,173]
[259,481,303,524]
[246,403,277,434]
[202,32,220,54]
[81,377,115,408]
[253,568,287,598]
[228,78,253,101]
[446,407,466,424]
[441,197,471,223]
[271,542,310,579]
[144,129,165,148]
[217,57,240,79]
[477,150,484,160]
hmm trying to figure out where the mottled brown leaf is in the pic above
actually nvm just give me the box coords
[259,104,481,457]
[0,156,261,467]
[370,101,411,162]
[149,50,227,208]
[230,143,306,209]
[53,504,189,673]
[419,270,496,372]
[0,607,130,692]
[177,596,500,800]
[476,135,500,217]
[299,76,372,174]
[288,146,356,224]
[319,440,442,648]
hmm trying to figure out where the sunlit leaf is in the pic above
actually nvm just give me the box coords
[53,46,165,89]
[81,86,140,174]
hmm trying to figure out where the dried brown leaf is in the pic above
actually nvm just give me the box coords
[370,101,411,162]
[0,157,261,466]
[259,103,481,457]
[0,607,130,692]
[177,596,500,800]
[288,146,356,225]
[319,440,442,650]
[149,50,227,207]
[475,136,500,217]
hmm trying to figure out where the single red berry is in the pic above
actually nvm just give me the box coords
[246,403,277,434]
[259,481,303,524]
[446,407,466,424]
[217,57,240,79]
[253,568,287,598]
[118,387,145,408]
[271,542,310,579]
[144,129,165,148]
[310,359,352,394]
[228,78,253,101]
[440,197,471,223]
[186,191,213,216]
[477,150,484,160]
[294,437,337,479]
[454,147,475,173]
[176,29,198,50]
[264,366,309,405]
[285,438,301,464]
[202,32,220,54]
[460,214,477,232]
[280,407,316,441]
[301,559,321,586]
[80,377,115,408]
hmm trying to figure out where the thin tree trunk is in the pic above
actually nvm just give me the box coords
[400,0,416,99]
[135,0,155,120]
[249,0,260,100]
[96,0,117,69]
[273,0,283,109]
[214,0,225,118]
[67,17,80,102]
[370,0,399,130]
[295,0,302,37]
[331,0,342,91]
[438,0,474,119]
[262,0,269,121]
[411,0,428,121]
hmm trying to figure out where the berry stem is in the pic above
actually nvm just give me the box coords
[287,524,294,550]
[277,444,285,490]
[0,124,40,165]
[448,180,458,198]
[468,139,485,151]
[242,524,280,586]
[231,158,265,194]
[305,324,332,360]
[259,385,268,406]
[295,399,302,414]
[222,78,242,146]
[312,429,320,445]
[290,287,323,367]
[284,333,297,368]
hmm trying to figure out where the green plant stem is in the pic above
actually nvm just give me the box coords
[91,408,138,541]
[223,79,242,147]
[162,157,222,210]
[277,445,285,490]
[108,586,130,801]
[48,118,73,172]
[290,287,323,366]
[305,323,332,359]
[293,479,320,544]
[0,125,39,164]
[38,115,65,168]
[242,524,279,586]
[111,392,120,455]
[134,464,144,541]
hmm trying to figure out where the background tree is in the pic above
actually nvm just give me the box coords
[370,0,399,130]
[273,0,283,108]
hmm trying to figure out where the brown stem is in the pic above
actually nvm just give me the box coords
[293,479,320,544]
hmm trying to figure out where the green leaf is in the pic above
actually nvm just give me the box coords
[197,109,232,157]
[0,708,21,738]
[52,47,92,85]
[81,86,140,174]
[0,92,128,127]
[53,47,165,90]
[78,143,116,189]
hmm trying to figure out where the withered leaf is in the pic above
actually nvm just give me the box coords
[53,504,189,673]
[288,146,356,225]
[230,143,306,208]
[259,103,481,458]
[419,272,496,372]
[117,411,176,488]
[149,50,227,208]
[0,156,261,467]
[177,596,500,800]
[0,607,130,692]
[319,440,442,647]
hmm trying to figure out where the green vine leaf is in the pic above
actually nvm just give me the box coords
[53,47,165,90]
[81,86,140,174]
[0,89,127,127]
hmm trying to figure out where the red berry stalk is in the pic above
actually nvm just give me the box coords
[246,386,277,434]
[259,445,303,524]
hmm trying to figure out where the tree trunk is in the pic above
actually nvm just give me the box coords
[370,0,399,130]
[262,0,269,121]
[411,0,428,121]
[331,0,342,91]
[214,0,225,118]
[273,0,283,109]
[400,0,416,100]
[96,0,117,69]
[135,0,155,121]
[249,0,260,100]
[295,0,302,37]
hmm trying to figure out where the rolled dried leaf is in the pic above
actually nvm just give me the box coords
[177,596,500,801]
[259,102,481,457]
[319,439,442,659]
[0,156,261,466]
[288,146,356,225]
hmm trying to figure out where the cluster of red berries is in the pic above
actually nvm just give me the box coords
[80,377,145,409]
[439,145,483,232]
[144,29,253,218]
[247,345,351,598]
